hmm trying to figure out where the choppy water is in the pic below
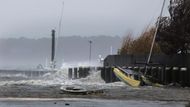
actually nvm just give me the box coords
[0,69,126,89]
[0,98,188,107]
[0,68,189,107]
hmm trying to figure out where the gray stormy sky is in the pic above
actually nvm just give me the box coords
[0,0,169,38]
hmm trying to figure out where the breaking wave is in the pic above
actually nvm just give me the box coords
[0,68,126,89]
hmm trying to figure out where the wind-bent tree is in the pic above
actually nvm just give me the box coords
[120,27,161,55]
[157,0,190,54]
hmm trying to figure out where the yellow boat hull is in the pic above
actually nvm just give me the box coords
[113,68,141,87]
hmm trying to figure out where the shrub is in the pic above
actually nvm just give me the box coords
[120,27,161,55]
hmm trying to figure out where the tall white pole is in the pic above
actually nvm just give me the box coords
[144,0,166,75]
[147,0,166,64]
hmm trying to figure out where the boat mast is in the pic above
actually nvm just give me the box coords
[145,0,166,75]
[53,1,64,68]
[146,0,166,64]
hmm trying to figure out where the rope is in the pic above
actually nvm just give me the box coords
[54,1,65,64]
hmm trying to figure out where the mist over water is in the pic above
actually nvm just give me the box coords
[0,36,121,69]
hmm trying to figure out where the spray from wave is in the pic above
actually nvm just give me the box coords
[61,61,102,69]
[0,62,126,89]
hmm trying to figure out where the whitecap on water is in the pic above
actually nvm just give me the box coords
[0,68,128,90]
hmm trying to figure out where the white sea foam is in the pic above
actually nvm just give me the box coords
[61,61,102,69]
[0,67,126,89]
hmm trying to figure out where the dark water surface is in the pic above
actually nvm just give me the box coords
[0,98,188,107]
[0,70,190,107]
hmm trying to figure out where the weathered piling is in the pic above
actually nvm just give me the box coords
[68,68,73,79]
[160,67,165,84]
[74,68,78,79]
[105,67,112,83]
[78,67,83,78]
[77,67,90,78]
[84,67,90,77]
[101,67,106,82]
[172,67,179,83]
[100,67,119,83]
[180,67,187,86]
[157,67,162,83]
[165,67,172,84]
[68,66,102,79]
[150,67,157,82]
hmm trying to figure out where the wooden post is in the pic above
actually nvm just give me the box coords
[165,67,172,84]
[78,67,83,78]
[105,67,111,83]
[172,67,179,83]
[180,67,187,86]
[68,68,72,79]
[74,68,78,79]
[101,67,106,81]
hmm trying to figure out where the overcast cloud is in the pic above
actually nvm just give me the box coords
[0,0,169,38]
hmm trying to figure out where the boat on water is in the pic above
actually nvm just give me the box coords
[113,67,141,87]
